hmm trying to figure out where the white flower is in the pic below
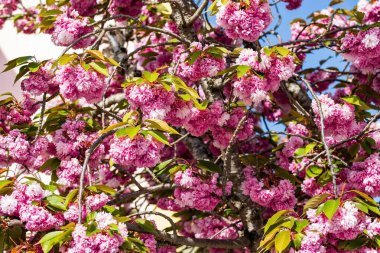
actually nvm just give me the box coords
[0,195,18,215]
[259,54,271,70]
[149,109,167,120]
[95,212,116,230]
[217,113,230,126]
[363,33,379,49]
[118,223,129,237]
[57,31,75,45]
[251,90,268,108]
[339,201,359,229]
[208,64,221,77]
[26,182,48,200]
[176,107,191,119]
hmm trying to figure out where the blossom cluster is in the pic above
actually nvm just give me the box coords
[51,11,95,49]
[357,0,380,24]
[21,61,59,96]
[241,167,297,211]
[347,153,380,196]
[109,134,164,169]
[216,0,272,42]
[55,65,106,103]
[281,0,302,10]
[233,48,296,106]
[0,130,50,170]
[2,0,380,252]
[173,168,232,212]
[299,201,380,252]
[311,94,364,145]
[290,7,355,42]
[341,27,380,74]
[169,42,226,82]
[66,223,124,253]
[0,183,63,231]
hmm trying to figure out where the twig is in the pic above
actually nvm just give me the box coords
[34,93,47,141]
[222,107,251,193]
[126,223,250,249]
[77,129,118,223]
[186,0,208,27]
[94,104,123,122]
[108,183,174,205]
[297,75,337,196]
[170,133,189,146]
[128,211,178,237]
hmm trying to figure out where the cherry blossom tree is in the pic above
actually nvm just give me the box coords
[1,0,380,252]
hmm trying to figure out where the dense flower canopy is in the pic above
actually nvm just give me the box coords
[0,0,380,252]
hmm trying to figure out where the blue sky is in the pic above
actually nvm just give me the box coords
[270,0,357,69]
[260,0,358,130]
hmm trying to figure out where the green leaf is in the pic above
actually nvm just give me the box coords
[303,193,331,213]
[196,160,221,173]
[144,119,179,134]
[115,125,141,139]
[295,143,316,156]
[28,62,41,72]
[46,0,56,6]
[240,154,269,168]
[86,50,106,61]
[294,233,304,250]
[14,65,30,83]
[322,198,340,219]
[306,165,323,178]
[2,56,33,72]
[204,46,227,59]
[99,121,127,135]
[64,189,78,207]
[39,157,61,172]
[329,0,343,6]
[354,201,369,214]
[264,210,291,234]
[263,47,290,58]
[55,54,78,66]
[122,237,150,253]
[122,110,135,123]
[275,230,290,253]
[0,97,13,106]
[153,159,174,175]
[193,99,208,110]
[294,220,309,233]
[236,65,251,78]
[169,164,187,175]
[259,227,280,251]
[160,74,200,100]
[39,229,72,253]
[143,71,160,82]
[89,61,109,76]
[92,185,116,196]
[342,95,371,110]
[361,137,376,154]
[147,130,170,146]
[317,170,332,185]
[280,218,294,229]
[39,9,62,16]
[46,195,67,211]
[86,222,100,236]
[135,218,156,233]
[0,180,13,190]
[186,51,202,65]
[207,0,220,16]
[156,3,172,15]
[274,167,302,184]
[350,190,378,206]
